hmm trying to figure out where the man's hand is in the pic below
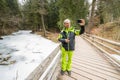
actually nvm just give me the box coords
[65,39,70,43]
[79,19,85,26]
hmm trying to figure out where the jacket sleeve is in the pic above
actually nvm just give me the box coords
[58,33,66,43]
[74,26,85,35]
[79,26,85,35]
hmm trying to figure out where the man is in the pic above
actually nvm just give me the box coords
[58,19,85,76]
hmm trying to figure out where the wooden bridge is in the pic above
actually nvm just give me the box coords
[26,34,120,80]
[58,36,120,80]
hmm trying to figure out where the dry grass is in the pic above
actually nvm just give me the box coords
[36,31,59,43]
[90,21,120,54]
[91,21,120,42]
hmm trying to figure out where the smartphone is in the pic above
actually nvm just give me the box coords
[77,20,82,23]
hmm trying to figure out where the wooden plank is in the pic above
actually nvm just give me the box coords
[72,68,105,80]
[57,75,75,80]
[71,71,91,80]
[57,36,120,80]
[73,62,120,80]
[50,63,61,80]
[83,36,120,71]
[72,58,118,71]
[73,55,112,66]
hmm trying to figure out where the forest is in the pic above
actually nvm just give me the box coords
[0,0,120,41]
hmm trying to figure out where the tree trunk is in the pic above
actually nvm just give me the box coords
[2,22,5,35]
[87,0,96,33]
[41,14,46,36]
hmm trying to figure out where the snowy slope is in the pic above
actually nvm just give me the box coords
[0,30,59,80]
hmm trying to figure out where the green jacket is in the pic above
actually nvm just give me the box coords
[58,26,85,51]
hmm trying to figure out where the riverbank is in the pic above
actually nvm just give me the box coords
[36,31,59,43]
[0,30,59,80]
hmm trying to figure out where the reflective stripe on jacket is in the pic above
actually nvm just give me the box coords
[58,26,85,51]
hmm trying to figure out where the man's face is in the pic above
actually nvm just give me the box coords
[64,22,70,28]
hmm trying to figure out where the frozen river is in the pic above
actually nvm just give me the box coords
[0,30,59,80]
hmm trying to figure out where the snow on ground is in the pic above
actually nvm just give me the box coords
[0,30,59,80]
[111,54,120,61]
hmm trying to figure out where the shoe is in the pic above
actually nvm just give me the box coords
[61,70,65,75]
[67,71,71,76]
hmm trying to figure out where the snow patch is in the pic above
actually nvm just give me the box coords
[111,54,120,61]
[0,30,59,80]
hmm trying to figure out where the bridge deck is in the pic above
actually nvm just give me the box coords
[58,36,120,80]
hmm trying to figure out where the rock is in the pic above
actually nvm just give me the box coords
[0,37,3,40]
[3,55,11,61]
[0,59,3,63]
[0,55,2,58]
[0,55,12,65]
[9,60,16,64]
[0,60,16,65]
[0,56,3,62]
[0,61,9,65]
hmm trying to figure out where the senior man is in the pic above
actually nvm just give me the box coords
[58,19,85,76]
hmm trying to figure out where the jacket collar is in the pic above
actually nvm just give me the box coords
[63,26,74,32]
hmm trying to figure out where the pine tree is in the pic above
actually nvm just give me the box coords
[56,0,89,29]
[0,0,21,35]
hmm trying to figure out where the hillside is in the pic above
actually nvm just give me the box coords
[91,20,120,42]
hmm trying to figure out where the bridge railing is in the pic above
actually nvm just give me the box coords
[82,33,120,71]
[26,44,61,80]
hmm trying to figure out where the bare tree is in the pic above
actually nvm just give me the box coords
[87,0,97,33]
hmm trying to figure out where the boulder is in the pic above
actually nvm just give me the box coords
[0,37,3,40]
[3,55,11,61]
